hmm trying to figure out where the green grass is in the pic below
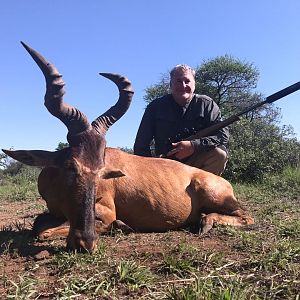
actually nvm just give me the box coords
[233,166,300,201]
[0,166,39,201]
[56,272,113,299]
[6,275,38,300]
[165,277,261,300]
[0,181,38,201]
[112,259,156,291]
[52,241,107,275]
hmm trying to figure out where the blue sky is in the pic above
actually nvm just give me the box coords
[1,1,300,151]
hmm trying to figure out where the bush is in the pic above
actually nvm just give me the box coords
[0,163,40,201]
[224,119,300,182]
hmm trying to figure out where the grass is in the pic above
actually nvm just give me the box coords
[0,181,38,202]
[56,272,113,299]
[233,166,300,202]
[112,259,156,291]
[165,276,261,300]
[7,275,38,300]
[0,166,39,201]
[0,166,299,299]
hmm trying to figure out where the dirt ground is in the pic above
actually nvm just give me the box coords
[0,198,44,228]
[0,197,298,299]
[0,198,233,296]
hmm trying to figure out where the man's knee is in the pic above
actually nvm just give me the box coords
[203,147,227,175]
[186,147,228,176]
[212,147,227,164]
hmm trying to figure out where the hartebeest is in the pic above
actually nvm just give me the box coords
[3,42,254,253]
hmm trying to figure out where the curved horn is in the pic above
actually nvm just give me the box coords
[91,73,134,135]
[21,41,91,137]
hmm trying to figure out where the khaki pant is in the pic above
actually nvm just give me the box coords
[185,147,227,176]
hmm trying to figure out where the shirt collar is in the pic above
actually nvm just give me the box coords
[169,94,195,110]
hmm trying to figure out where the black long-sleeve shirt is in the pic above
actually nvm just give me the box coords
[134,94,229,157]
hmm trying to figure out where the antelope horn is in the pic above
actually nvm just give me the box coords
[92,73,134,135]
[21,41,91,138]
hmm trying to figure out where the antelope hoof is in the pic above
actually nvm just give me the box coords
[111,220,134,234]
[243,216,255,225]
[38,230,52,240]
[199,214,213,235]
[199,223,213,235]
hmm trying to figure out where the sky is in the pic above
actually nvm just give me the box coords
[1,1,300,152]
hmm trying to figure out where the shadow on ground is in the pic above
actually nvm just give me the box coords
[0,228,61,257]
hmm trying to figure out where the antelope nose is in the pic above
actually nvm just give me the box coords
[79,239,98,253]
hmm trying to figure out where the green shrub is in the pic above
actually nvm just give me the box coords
[0,164,40,201]
[224,120,300,182]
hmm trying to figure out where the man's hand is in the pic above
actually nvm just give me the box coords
[166,141,194,160]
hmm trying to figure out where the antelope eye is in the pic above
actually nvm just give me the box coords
[68,166,78,174]
[64,162,79,175]
[65,166,79,186]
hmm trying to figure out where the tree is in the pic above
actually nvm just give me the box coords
[144,74,169,105]
[143,55,300,181]
[118,147,134,154]
[56,142,69,150]
[0,153,7,169]
[195,55,258,106]
[196,56,280,122]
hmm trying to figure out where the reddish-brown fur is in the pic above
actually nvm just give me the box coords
[35,147,254,249]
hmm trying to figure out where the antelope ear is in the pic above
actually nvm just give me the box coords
[99,167,126,179]
[2,149,67,167]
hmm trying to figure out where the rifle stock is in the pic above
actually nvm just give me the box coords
[184,80,300,141]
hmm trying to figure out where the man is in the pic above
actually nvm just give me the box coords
[134,64,229,176]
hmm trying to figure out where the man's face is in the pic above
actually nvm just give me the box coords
[170,69,195,106]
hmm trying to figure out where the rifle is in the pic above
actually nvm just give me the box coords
[184,80,300,141]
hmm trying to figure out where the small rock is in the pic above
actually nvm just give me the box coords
[34,250,50,260]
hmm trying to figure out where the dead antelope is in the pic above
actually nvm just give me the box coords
[3,42,254,253]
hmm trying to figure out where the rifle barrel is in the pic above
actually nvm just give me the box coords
[266,81,300,103]
[235,81,300,118]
